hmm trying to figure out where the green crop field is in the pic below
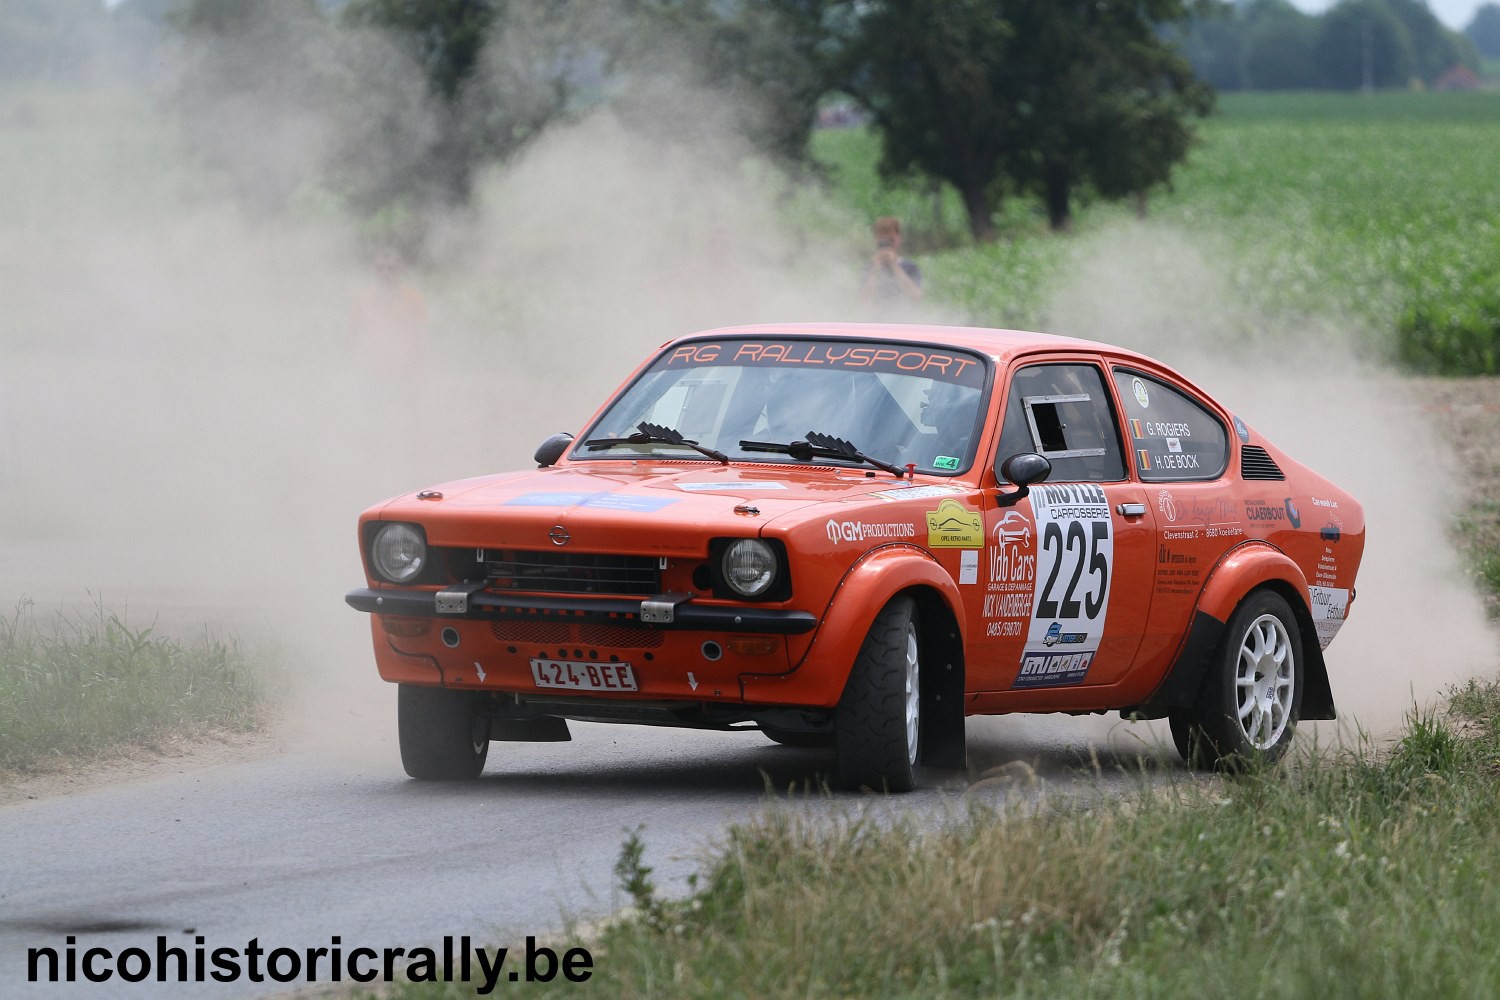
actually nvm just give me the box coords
[814,91,1500,374]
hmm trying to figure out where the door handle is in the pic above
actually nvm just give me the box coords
[1116,503,1146,517]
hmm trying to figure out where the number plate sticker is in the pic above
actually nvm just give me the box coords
[1015,484,1114,689]
[530,659,638,693]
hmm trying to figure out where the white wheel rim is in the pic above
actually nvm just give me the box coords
[903,622,920,767]
[1234,613,1294,750]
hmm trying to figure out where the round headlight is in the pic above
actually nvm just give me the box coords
[723,539,778,597]
[372,523,427,584]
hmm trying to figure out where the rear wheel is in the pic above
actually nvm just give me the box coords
[834,596,921,792]
[398,684,490,779]
[1171,590,1302,770]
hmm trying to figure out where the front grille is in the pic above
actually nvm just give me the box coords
[490,621,664,648]
[1240,445,1285,481]
[482,550,661,596]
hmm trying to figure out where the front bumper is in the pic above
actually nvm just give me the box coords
[344,587,819,635]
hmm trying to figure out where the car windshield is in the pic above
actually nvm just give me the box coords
[577,337,990,475]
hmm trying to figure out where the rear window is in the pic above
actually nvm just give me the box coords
[1112,369,1229,481]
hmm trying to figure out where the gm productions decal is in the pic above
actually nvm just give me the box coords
[1014,484,1115,689]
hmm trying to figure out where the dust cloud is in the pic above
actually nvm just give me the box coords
[0,23,935,761]
[1045,222,1499,740]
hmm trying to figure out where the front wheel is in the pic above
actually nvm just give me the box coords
[398,684,490,779]
[834,596,921,792]
[1171,590,1303,770]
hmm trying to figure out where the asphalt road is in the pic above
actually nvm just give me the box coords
[0,707,1176,998]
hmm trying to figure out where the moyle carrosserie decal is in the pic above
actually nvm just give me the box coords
[983,509,1035,639]
[503,492,680,512]
[1012,484,1114,689]
[675,481,790,491]
[1308,586,1349,650]
[926,499,983,548]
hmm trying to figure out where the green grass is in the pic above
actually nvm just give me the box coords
[384,681,1500,998]
[0,599,278,771]
[813,91,1500,372]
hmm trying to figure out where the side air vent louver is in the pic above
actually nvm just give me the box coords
[1240,445,1285,481]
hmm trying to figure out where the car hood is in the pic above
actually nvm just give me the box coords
[371,462,956,555]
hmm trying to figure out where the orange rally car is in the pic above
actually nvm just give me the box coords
[346,323,1363,790]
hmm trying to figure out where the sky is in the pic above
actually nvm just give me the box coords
[1290,0,1487,30]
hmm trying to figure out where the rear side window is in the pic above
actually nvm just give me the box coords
[1112,369,1228,481]
[996,363,1124,483]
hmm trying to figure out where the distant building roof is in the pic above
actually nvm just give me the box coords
[1433,65,1481,91]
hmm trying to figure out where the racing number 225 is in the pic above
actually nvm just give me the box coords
[1035,521,1109,620]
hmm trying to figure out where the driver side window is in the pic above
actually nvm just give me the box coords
[995,363,1124,483]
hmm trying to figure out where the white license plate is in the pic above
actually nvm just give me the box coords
[530,658,638,693]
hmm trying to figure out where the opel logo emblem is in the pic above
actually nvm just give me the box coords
[549,525,570,546]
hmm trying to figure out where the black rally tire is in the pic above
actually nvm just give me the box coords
[1170,590,1304,770]
[834,595,921,792]
[398,684,490,780]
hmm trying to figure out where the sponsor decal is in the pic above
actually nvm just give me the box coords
[1157,489,1177,522]
[1013,651,1093,689]
[983,509,1036,638]
[1320,521,1341,543]
[505,492,679,512]
[1042,622,1087,646]
[1166,438,1182,453]
[959,549,979,585]
[1312,496,1340,509]
[1233,414,1250,443]
[1308,586,1349,650]
[1132,377,1150,409]
[1245,499,1286,524]
[926,499,983,548]
[660,340,986,389]
[933,455,960,470]
[1155,542,1201,596]
[1012,484,1114,689]
[676,481,789,492]
[825,519,917,545]
[1284,497,1301,528]
[871,484,965,502]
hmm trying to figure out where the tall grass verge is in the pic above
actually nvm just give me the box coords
[0,598,278,771]
[397,681,1500,998]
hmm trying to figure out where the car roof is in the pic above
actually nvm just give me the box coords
[675,322,1153,368]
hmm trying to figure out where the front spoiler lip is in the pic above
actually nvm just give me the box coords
[344,587,819,635]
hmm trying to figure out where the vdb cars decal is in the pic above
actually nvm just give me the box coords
[925,499,983,548]
[1013,484,1114,689]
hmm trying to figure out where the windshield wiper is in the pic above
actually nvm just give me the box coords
[585,421,729,464]
[739,431,907,479]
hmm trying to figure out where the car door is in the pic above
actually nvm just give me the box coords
[968,358,1157,700]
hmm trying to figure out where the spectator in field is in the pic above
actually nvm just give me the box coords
[352,248,428,375]
[859,216,923,304]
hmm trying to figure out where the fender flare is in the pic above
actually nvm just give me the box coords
[1144,542,1335,720]
[738,543,969,769]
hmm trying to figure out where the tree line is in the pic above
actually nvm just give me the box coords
[1179,0,1490,92]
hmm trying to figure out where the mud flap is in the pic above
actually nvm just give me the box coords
[489,717,572,742]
